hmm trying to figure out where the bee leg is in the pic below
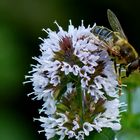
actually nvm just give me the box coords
[122,64,129,78]
[121,75,126,78]
[113,59,117,73]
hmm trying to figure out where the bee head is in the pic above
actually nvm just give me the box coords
[126,57,140,77]
[116,40,138,64]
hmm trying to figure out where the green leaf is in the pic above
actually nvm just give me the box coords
[116,130,140,140]
[85,128,115,140]
[122,72,140,89]
[118,113,140,140]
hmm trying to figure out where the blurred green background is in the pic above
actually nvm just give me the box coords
[0,0,140,140]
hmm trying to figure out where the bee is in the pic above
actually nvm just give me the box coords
[91,9,140,78]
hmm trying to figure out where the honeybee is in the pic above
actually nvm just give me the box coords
[91,9,140,77]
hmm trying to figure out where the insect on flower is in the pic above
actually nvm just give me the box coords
[91,9,140,78]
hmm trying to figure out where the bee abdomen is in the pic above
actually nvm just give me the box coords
[91,26,113,42]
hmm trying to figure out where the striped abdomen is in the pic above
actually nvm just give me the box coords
[91,26,114,42]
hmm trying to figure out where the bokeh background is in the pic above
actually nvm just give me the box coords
[0,0,140,140]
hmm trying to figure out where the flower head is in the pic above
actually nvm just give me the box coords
[26,21,124,140]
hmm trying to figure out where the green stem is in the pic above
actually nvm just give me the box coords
[82,90,85,121]
[76,83,84,125]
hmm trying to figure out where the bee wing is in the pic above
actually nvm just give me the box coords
[107,9,128,40]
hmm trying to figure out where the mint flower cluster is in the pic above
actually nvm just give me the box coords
[26,21,124,140]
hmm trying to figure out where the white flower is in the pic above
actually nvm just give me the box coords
[55,112,68,125]
[83,122,93,136]
[64,82,75,97]
[93,99,122,131]
[37,117,57,139]
[26,21,125,140]
[50,75,60,86]
[88,85,105,102]
[67,130,75,139]
[72,65,80,75]
[40,97,56,115]
[44,60,61,71]
[61,62,72,75]
[104,99,120,118]
[87,55,99,66]
[81,76,90,88]
[56,127,68,140]
[44,128,56,139]
[72,120,80,131]
[75,131,85,140]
